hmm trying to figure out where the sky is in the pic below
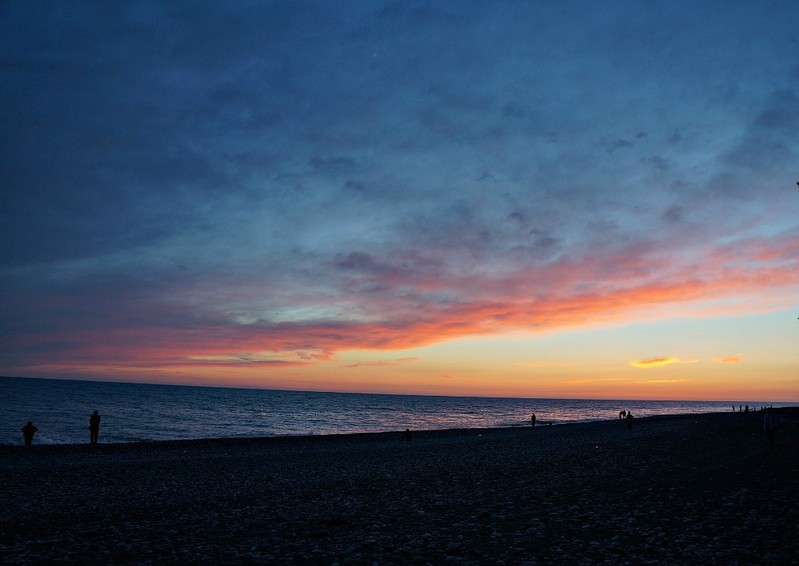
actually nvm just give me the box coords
[1,1,798,401]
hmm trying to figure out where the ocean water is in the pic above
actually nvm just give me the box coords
[1,376,787,446]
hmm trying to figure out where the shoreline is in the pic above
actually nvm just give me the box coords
[2,410,797,563]
[6,375,789,445]
[4,408,795,452]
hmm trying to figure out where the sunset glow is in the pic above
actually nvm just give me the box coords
[1,1,797,401]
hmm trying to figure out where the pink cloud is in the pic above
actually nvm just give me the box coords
[712,354,744,363]
[4,232,799,375]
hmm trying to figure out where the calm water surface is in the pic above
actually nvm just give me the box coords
[1,376,788,445]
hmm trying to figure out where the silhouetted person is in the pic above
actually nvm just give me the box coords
[401,428,412,442]
[22,421,38,446]
[625,411,633,431]
[763,408,778,447]
[745,405,749,413]
[531,413,536,428]
[89,410,101,444]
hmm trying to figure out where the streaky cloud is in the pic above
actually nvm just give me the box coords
[712,355,744,364]
[630,357,681,368]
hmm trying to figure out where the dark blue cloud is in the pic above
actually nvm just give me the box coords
[2,0,799,377]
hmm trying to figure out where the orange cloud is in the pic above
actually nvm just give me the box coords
[630,357,681,368]
[5,231,799,379]
[564,377,629,385]
[712,354,744,363]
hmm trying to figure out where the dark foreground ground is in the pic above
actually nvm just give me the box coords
[1,409,797,565]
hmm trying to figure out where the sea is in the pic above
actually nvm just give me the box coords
[1,376,789,446]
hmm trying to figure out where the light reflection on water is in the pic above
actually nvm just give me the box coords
[1,376,789,445]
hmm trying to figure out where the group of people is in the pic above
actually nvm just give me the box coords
[21,410,101,446]
[619,410,634,430]
[734,404,772,413]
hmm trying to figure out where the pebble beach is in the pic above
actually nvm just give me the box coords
[2,409,797,564]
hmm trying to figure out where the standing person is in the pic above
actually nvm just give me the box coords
[89,410,101,445]
[531,413,536,428]
[763,407,778,447]
[21,421,38,446]
[625,411,633,431]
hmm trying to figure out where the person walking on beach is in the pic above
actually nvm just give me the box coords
[21,421,38,446]
[89,410,101,444]
[763,407,778,447]
[625,411,633,431]
[531,413,536,428]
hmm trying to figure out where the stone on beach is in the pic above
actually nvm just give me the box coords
[1,410,797,564]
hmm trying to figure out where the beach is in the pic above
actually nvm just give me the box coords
[2,410,797,564]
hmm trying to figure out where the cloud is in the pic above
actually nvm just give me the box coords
[712,354,744,364]
[630,357,681,368]
[2,1,799,384]
[723,89,799,172]
[344,357,419,368]
[3,228,798,374]
[564,377,629,385]
[187,353,313,367]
